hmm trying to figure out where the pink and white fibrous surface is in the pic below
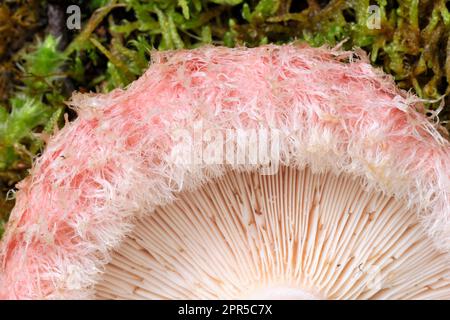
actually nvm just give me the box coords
[0,43,449,299]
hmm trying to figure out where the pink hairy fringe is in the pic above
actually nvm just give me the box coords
[0,43,449,299]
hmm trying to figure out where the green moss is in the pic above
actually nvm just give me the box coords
[1,0,450,237]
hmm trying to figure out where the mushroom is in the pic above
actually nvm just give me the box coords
[0,44,449,299]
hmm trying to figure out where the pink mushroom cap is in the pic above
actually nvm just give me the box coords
[1,43,449,299]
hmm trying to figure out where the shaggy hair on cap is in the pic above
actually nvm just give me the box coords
[0,43,449,299]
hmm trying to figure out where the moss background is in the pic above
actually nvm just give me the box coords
[1,0,450,237]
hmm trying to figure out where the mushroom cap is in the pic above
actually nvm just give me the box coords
[0,43,449,299]
[95,166,450,299]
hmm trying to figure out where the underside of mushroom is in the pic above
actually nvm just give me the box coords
[96,166,450,300]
